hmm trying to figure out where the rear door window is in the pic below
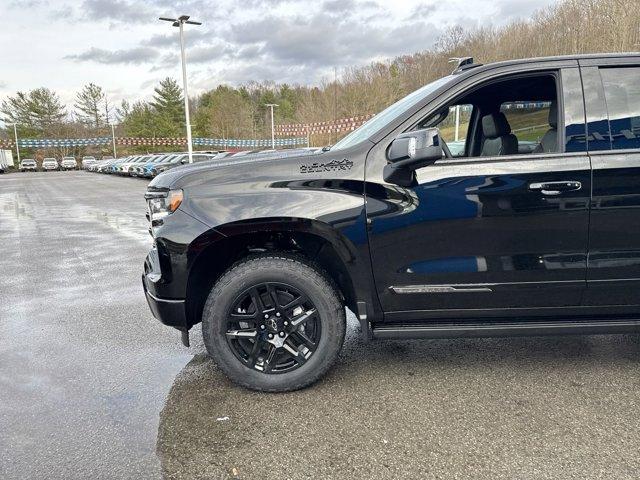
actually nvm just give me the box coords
[600,67,640,150]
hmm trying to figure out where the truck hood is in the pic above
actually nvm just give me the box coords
[149,149,331,190]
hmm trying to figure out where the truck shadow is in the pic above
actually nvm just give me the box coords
[156,320,640,479]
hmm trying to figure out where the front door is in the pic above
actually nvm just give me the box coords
[365,68,591,319]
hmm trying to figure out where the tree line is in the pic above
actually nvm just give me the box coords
[1,0,637,157]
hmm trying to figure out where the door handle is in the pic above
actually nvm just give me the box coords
[529,181,582,196]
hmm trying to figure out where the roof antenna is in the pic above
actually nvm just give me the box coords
[449,57,475,73]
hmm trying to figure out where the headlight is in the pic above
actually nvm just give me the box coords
[144,189,183,228]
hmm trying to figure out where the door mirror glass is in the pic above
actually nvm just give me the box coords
[384,127,443,186]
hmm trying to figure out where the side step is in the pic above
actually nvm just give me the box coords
[371,319,640,340]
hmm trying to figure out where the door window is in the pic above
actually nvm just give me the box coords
[500,101,554,154]
[422,73,559,159]
[601,67,640,150]
[437,104,473,157]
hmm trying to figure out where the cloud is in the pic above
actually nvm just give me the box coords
[494,0,554,22]
[141,29,211,48]
[81,0,154,24]
[65,47,159,65]
[228,13,442,69]
[8,0,43,7]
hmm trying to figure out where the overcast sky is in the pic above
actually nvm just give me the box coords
[0,0,556,106]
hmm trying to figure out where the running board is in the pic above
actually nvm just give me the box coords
[371,319,640,340]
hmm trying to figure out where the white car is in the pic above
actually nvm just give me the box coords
[42,158,59,171]
[20,159,37,172]
[81,156,97,169]
[61,157,78,170]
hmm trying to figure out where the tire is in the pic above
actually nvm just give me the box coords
[202,254,346,392]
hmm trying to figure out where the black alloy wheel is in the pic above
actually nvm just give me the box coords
[225,282,321,374]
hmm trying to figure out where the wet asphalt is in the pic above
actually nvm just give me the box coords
[1,171,640,480]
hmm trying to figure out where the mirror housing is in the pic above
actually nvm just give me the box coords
[383,127,443,186]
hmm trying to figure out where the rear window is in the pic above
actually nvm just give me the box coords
[601,67,640,150]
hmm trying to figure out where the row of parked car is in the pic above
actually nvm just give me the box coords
[12,148,319,178]
[86,149,319,179]
[87,151,224,178]
[18,156,106,172]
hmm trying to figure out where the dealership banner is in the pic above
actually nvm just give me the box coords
[274,114,375,136]
[17,137,113,148]
[0,136,307,149]
[193,137,306,148]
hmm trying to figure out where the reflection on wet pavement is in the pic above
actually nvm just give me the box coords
[0,173,190,479]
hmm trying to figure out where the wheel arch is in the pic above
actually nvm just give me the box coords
[185,217,361,329]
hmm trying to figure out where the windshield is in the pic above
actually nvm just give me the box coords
[330,75,455,151]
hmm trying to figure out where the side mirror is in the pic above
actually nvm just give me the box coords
[383,127,443,186]
[181,159,188,164]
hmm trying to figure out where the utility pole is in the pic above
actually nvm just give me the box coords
[265,104,278,150]
[159,14,202,163]
[11,123,20,163]
[111,124,117,158]
[333,66,338,144]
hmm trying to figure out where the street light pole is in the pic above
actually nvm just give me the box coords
[265,104,278,150]
[12,123,20,163]
[111,124,117,158]
[159,14,202,164]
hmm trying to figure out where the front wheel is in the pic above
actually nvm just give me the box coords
[202,255,346,392]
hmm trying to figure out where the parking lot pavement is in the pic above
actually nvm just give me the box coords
[2,172,640,480]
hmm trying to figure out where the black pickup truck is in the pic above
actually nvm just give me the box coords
[143,53,640,392]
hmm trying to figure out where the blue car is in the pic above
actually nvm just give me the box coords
[137,154,169,178]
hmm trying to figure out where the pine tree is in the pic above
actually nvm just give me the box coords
[74,83,106,128]
[115,99,131,123]
[1,88,66,136]
[121,101,160,138]
[150,77,184,136]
